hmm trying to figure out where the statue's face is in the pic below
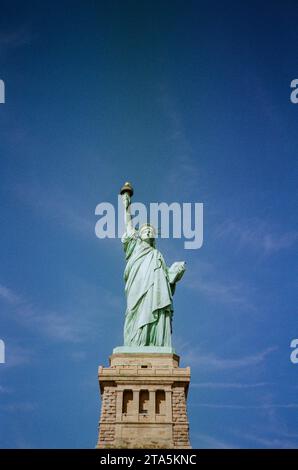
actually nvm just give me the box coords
[140,225,155,242]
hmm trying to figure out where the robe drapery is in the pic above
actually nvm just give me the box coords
[122,231,173,347]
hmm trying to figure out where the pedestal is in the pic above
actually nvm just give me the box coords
[96,350,191,449]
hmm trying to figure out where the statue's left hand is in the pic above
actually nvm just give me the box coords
[168,261,186,284]
[177,261,186,272]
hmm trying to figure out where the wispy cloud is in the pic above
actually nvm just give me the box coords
[183,346,277,369]
[0,283,95,344]
[0,402,37,413]
[69,350,88,362]
[28,309,93,343]
[1,344,34,368]
[186,260,256,309]
[192,382,272,389]
[194,403,298,410]
[158,85,200,195]
[14,183,94,238]
[192,433,238,449]
[241,432,298,449]
[215,218,298,254]
[263,232,298,252]
[190,276,254,308]
[0,26,34,59]
[0,284,21,305]
[193,428,298,449]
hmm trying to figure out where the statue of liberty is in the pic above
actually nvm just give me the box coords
[120,182,186,348]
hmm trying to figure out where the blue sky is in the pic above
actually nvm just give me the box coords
[0,0,298,448]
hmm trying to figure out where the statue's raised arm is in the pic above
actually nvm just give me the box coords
[120,182,136,237]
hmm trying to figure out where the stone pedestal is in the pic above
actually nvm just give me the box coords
[96,351,191,449]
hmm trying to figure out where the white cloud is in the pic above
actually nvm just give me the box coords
[186,260,256,309]
[192,382,271,389]
[0,27,33,55]
[192,433,238,449]
[14,183,94,238]
[183,346,277,370]
[194,403,298,410]
[263,232,298,253]
[0,284,21,305]
[0,402,37,413]
[190,276,254,308]
[0,283,95,344]
[2,344,34,368]
[158,86,200,194]
[215,218,298,254]
[241,432,298,449]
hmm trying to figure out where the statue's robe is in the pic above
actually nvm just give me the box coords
[122,231,173,347]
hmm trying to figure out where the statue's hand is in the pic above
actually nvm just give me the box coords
[168,261,186,284]
[122,192,130,210]
[177,261,186,273]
